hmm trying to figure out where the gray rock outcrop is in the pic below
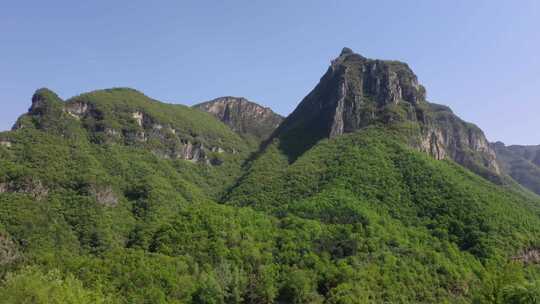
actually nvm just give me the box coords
[0,178,49,199]
[272,47,500,179]
[194,97,283,141]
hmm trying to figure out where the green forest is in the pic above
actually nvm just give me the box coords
[0,87,539,303]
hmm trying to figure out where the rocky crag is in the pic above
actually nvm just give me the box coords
[194,96,283,141]
[272,47,500,180]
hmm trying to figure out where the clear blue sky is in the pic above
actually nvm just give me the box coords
[1,1,539,144]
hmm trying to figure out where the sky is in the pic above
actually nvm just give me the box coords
[1,1,539,145]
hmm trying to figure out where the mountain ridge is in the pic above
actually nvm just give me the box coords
[1,48,539,302]
[11,87,254,165]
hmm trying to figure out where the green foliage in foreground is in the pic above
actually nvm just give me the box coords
[227,127,540,302]
[0,267,114,304]
[0,118,539,303]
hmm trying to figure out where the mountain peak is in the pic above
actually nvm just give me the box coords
[194,96,283,141]
[339,47,354,56]
[29,88,63,113]
[271,50,500,180]
[274,51,428,153]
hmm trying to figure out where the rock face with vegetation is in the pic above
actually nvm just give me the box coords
[12,88,250,165]
[491,141,540,194]
[0,49,539,303]
[273,48,500,181]
[194,96,283,141]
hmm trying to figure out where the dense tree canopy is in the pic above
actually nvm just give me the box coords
[0,89,539,303]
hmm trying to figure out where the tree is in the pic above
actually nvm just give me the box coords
[0,267,115,304]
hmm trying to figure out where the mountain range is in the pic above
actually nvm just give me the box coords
[0,48,539,303]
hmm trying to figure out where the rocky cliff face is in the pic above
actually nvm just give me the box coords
[273,48,500,179]
[491,142,540,194]
[194,97,283,141]
[417,104,500,176]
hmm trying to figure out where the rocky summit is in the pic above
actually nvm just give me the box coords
[273,48,500,181]
[194,96,283,141]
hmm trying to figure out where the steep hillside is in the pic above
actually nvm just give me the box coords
[0,88,279,303]
[2,86,264,209]
[224,48,540,302]
[226,127,540,302]
[0,120,278,303]
[194,96,283,141]
[492,141,540,195]
[13,88,253,164]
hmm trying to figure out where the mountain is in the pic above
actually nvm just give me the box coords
[0,88,273,303]
[194,96,283,141]
[273,47,500,182]
[226,126,540,302]
[13,88,252,164]
[1,50,540,303]
[226,48,540,301]
[4,88,256,202]
[491,141,540,195]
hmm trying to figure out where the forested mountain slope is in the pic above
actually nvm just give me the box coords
[226,127,540,302]
[225,48,540,302]
[0,50,539,303]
